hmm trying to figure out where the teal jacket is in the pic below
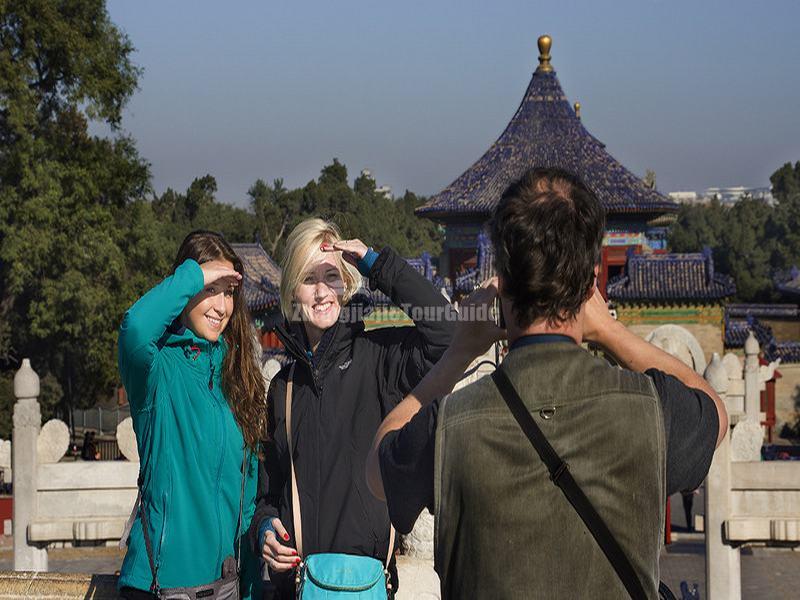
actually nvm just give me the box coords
[117,259,261,598]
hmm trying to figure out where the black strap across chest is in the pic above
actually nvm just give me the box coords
[491,365,649,600]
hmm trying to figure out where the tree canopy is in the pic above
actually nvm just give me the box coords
[0,0,158,423]
[669,161,800,302]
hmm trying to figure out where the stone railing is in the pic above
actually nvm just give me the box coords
[12,327,795,599]
[703,332,800,600]
[9,359,139,572]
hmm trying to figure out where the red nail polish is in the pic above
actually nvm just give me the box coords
[283,533,290,541]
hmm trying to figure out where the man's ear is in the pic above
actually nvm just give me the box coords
[586,264,601,301]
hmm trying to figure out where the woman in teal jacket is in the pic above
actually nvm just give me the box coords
[117,231,266,599]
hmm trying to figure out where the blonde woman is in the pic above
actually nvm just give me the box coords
[249,218,456,598]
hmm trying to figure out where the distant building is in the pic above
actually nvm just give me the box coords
[776,266,800,300]
[668,191,700,204]
[725,304,800,357]
[703,186,774,206]
[667,187,775,206]
[415,34,678,290]
[230,242,281,323]
[606,248,736,357]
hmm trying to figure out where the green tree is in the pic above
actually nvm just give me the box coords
[246,161,443,262]
[151,175,260,250]
[184,174,217,224]
[319,158,348,187]
[353,170,377,197]
[770,161,800,270]
[771,162,800,200]
[669,199,726,252]
[250,178,300,258]
[717,198,776,301]
[670,196,779,302]
[0,0,158,413]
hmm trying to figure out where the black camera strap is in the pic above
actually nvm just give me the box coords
[491,365,648,600]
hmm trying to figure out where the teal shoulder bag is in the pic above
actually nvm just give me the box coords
[285,364,395,599]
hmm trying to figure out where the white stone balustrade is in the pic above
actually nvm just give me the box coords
[703,335,800,600]
[10,359,139,571]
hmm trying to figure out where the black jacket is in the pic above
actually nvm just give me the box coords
[249,247,456,595]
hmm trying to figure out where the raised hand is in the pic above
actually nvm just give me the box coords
[452,277,507,361]
[581,286,617,346]
[261,517,300,572]
[320,239,369,268]
[200,260,242,291]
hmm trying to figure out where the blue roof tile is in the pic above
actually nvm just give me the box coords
[231,243,282,314]
[370,252,452,305]
[726,303,798,319]
[776,266,800,297]
[417,51,677,220]
[724,316,800,364]
[606,248,736,302]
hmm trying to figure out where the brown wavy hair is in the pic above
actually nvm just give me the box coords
[172,230,266,454]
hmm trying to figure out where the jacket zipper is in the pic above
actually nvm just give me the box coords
[157,490,169,570]
[213,371,226,570]
[209,344,215,390]
[311,321,340,393]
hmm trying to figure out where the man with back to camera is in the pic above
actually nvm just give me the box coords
[365,167,728,599]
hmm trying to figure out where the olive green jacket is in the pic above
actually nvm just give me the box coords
[434,342,665,599]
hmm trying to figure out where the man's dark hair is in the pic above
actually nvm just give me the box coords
[490,167,605,328]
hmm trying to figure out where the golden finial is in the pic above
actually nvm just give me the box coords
[574,102,581,118]
[537,35,553,72]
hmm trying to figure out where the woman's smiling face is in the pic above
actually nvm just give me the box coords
[181,259,236,342]
[295,253,345,340]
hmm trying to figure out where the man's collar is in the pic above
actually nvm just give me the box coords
[509,334,577,352]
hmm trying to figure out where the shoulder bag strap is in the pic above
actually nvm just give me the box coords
[119,488,141,550]
[491,365,648,600]
[136,475,162,595]
[235,445,248,570]
[386,522,396,567]
[285,362,396,567]
[285,363,303,558]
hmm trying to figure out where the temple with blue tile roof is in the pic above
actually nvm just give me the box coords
[416,35,678,286]
[604,247,736,357]
[606,248,736,303]
[230,242,282,323]
[776,266,800,299]
[724,303,800,364]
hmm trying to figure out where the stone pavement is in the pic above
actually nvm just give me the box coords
[658,541,800,599]
[0,544,124,574]
[1,537,799,598]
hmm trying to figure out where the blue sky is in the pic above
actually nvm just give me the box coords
[104,0,800,206]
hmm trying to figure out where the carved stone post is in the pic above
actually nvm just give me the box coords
[12,358,48,571]
[731,333,764,462]
[743,332,760,422]
[703,354,740,600]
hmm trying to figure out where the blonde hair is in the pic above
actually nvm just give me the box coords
[280,218,363,320]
